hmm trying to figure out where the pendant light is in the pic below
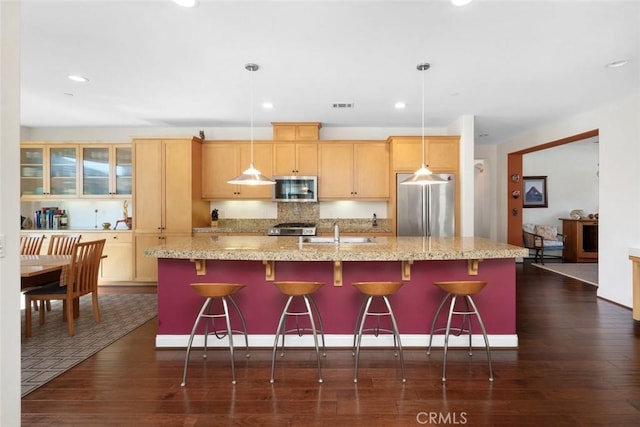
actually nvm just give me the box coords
[228,63,275,186]
[400,63,448,186]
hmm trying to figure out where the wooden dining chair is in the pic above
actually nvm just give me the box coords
[20,234,45,255]
[24,239,106,337]
[21,234,47,312]
[47,234,81,255]
[33,234,82,312]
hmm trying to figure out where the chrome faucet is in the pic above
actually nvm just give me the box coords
[334,221,340,243]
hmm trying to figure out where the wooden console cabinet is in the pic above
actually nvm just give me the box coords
[561,218,598,263]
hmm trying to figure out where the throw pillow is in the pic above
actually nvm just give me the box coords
[535,225,558,241]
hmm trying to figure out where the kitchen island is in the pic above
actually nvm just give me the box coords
[145,236,528,348]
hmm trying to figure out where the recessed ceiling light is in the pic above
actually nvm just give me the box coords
[451,0,473,6]
[394,102,406,109]
[67,75,89,83]
[262,102,274,109]
[173,0,199,7]
[606,59,628,68]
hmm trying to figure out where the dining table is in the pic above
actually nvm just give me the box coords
[20,254,79,318]
[20,254,71,289]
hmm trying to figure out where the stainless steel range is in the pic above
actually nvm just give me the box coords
[267,222,317,236]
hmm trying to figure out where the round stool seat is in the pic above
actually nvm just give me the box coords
[273,281,324,296]
[191,283,245,298]
[353,281,403,296]
[433,280,486,296]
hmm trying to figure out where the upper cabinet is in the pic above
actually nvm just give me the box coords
[317,141,389,200]
[21,142,132,200]
[272,122,320,141]
[81,145,132,198]
[21,144,79,199]
[201,141,274,200]
[389,136,459,172]
[273,142,318,176]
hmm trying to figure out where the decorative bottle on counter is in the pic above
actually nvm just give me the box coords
[59,210,68,229]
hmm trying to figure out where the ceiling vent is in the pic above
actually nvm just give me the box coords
[332,102,354,109]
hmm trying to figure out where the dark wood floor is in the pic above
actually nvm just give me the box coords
[22,265,640,426]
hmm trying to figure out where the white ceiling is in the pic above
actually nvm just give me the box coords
[19,0,640,144]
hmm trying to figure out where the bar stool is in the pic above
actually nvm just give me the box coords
[181,283,249,386]
[352,281,406,383]
[270,281,326,384]
[427,280,494,382]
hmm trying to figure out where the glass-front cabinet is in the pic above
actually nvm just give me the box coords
[20,144,79,199]
[81,145,132,197]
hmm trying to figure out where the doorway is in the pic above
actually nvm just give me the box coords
[506,129,599,246]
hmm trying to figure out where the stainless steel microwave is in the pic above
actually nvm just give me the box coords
[272,176,318,202]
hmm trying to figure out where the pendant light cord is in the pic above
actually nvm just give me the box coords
[249,65,255,165]
[421,64,425,162]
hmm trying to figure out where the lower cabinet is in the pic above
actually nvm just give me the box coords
[74,231,133,283]
[134,233,191,282]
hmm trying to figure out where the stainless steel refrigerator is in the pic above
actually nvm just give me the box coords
[396,173,456,237]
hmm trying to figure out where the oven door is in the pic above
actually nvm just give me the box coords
[273,176,317,202]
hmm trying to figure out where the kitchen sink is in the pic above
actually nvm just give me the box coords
[302,236,373,244]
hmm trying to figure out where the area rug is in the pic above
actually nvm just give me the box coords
[21,293,157,397]
[532,263,598,286]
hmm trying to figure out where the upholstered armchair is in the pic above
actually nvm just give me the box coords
[522,223,565,264]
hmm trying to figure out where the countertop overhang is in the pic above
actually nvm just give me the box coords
[144,235,527,262]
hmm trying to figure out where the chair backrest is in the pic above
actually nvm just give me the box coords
[47,234,82,255]
[66,239,106,299]
[20,234,45,255]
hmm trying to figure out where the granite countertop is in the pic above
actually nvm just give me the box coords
[145,235,528,262]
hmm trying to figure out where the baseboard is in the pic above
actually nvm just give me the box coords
[156,334,518,349]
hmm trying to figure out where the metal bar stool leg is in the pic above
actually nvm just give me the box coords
[442,294,458,382]
[466,295,494,381]
[181,297,212,387]
[220,297,238,384]
[308,295,327,357]
[270,296,293,383]
[427,292,451,356]
[228,295,250,358]
[352,298,367,356]
[303,295,323,383]
[382,295,405,382]
[353,296,373,383]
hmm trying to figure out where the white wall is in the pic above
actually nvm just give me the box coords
[496,93,640,309]
[447,115,475,237]
[0,1,21,425]
[474,143,498,240]
[522,139,599,230]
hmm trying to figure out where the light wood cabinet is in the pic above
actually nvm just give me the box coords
[318,141,389,200]
[272,122,320,141]
[389,136,459,172]
[132,138,210,281]
[80,231,133,282]
[20,144,79,199]
[201,141,274,200]
[273,142,318,175]
[80,144,132,198]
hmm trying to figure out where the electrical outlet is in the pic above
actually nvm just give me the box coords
[0,234,5,258]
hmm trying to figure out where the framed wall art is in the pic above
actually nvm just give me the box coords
[523,176,548,208]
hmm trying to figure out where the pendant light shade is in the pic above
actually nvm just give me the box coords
[400,63,448,186]
[228,63,275,186]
